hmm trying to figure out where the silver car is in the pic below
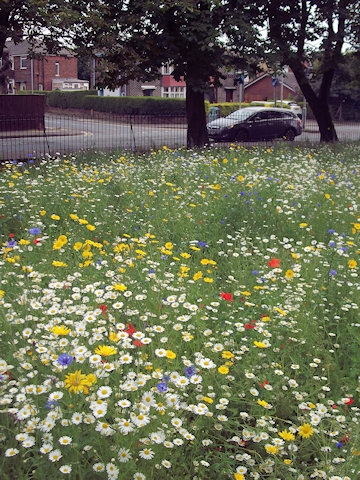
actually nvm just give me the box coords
[207,107,302,142]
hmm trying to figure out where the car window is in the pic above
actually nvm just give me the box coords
[227,109,258,121]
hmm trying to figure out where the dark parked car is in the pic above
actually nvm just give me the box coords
[207,107,302,142]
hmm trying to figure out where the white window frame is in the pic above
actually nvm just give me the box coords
[20,56,27,69]
[161,63,173,76]
[55,61,60,76]
[162,86,186,98]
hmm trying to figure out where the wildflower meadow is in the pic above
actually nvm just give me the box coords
[0,143,359,480]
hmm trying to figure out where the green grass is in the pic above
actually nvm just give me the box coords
[0,143,359,480]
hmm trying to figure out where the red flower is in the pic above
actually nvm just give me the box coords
[344,397,354,405]
[133,340,144,347]
[221,292,233,302]
[125,323,137,336]
[245,323,256,329]
[99,304,107,315]
[268,257,281,268]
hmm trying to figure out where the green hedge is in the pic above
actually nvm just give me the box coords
[44,91,187,115]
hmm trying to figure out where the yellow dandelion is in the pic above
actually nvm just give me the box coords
[234,474,245,480]
[222,351,234,359]
[279,429,296,441]
[285,269,294,279]
[94,345,117,357]
[64,370,96,394]
[348,259,357,269]
[265,444,279,454]
[166,350,176,360]
[113,283,127,291]
[254,341,267,348]
[51,214,60,220]
[52,261,67,267]
[51,325,71,336]
[298,423,314,438]
[218,365,229,375]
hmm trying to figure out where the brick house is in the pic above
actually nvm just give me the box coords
[98,64,300,104]
[4,40,88,93]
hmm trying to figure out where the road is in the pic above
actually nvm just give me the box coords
[1,114,359,161]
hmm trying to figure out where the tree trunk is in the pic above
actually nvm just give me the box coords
[289,59,338,142]
[186,83,209,149]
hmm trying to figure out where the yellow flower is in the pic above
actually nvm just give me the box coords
[265,444,279,454]
[218,365,229,375]
[86,224,96,231]
[40,210,46,216]
[166,350,176,360]
[348,259,357,269]
[94,345,117,357]
[193,271,203,281]
[109,332,120,342]
[51,214,60,220]
[222,351,234,359]
[0,290,5,298]
[285,269,294,279]
[237,175,244,182]
[298,423,314,438]
[51,325,71,335]
[203,396,213,404]
[279,429,296,441]
[64,370,96,394]
[73,242,83,251]
[234,474,245,480]
[203,277,214,283]
[69,213,79,220]
[257,399,270,408]
[52,261,67,267]
[299,222,308,228]
[113,283,127,291]
[165,242,174,250]
[254,341,267,348]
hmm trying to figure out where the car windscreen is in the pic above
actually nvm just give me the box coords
[226,110,257,121]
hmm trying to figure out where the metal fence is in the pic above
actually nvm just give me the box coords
[1,111,360,162]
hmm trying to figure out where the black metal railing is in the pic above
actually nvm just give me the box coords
[1,111,359,161]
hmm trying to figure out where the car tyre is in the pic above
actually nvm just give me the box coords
[284,128,295,141]
[235,129,248,142]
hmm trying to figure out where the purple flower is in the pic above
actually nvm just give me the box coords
[185,366,196,378]
[328,229,335,234]
[57,353,73,366]
[329,269,337,276]
[6,239,17,248]
[46,400,58,410]
[198,241,208,248]
[156,382,168,393]
[29,227,41,235]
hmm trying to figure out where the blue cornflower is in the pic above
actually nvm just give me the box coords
[185,365,196,378]
[329,269,337,276]
[57,353,73,366]
[6,239,17,248]
[156,382,168,393]
[329,241,336,248]
[29,227,41,235]
[252,270,259,276]
[198,241,208,248]
[46,400,58,410]
[328,229,335,234]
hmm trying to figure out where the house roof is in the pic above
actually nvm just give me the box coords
[245,72,298,93]
[6,40,73,57]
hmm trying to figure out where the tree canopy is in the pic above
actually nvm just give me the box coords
[248,0,360,141]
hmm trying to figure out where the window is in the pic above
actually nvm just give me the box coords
[55,62,60,76]
[162,86,186,98]
[38,83,43,91]
[20,56,27,69]
[9,56,14,70]
[161,63,173,75]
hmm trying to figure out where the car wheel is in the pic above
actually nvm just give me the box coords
[284,128,295,141]
[235,129,248,142]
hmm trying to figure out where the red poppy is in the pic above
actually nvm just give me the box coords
[245,323,256,329]
[221,292,233,302]
[125,323,137,336]
[133,340,144,347]
[268,257,281,268]
[344,397,354,405]
[99,304,107,316]
[259,380,269,388]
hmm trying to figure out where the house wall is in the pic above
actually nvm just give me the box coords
[243,77,296,103]
[8,51,78,92]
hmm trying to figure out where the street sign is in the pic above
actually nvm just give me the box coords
[271,77,279,87]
